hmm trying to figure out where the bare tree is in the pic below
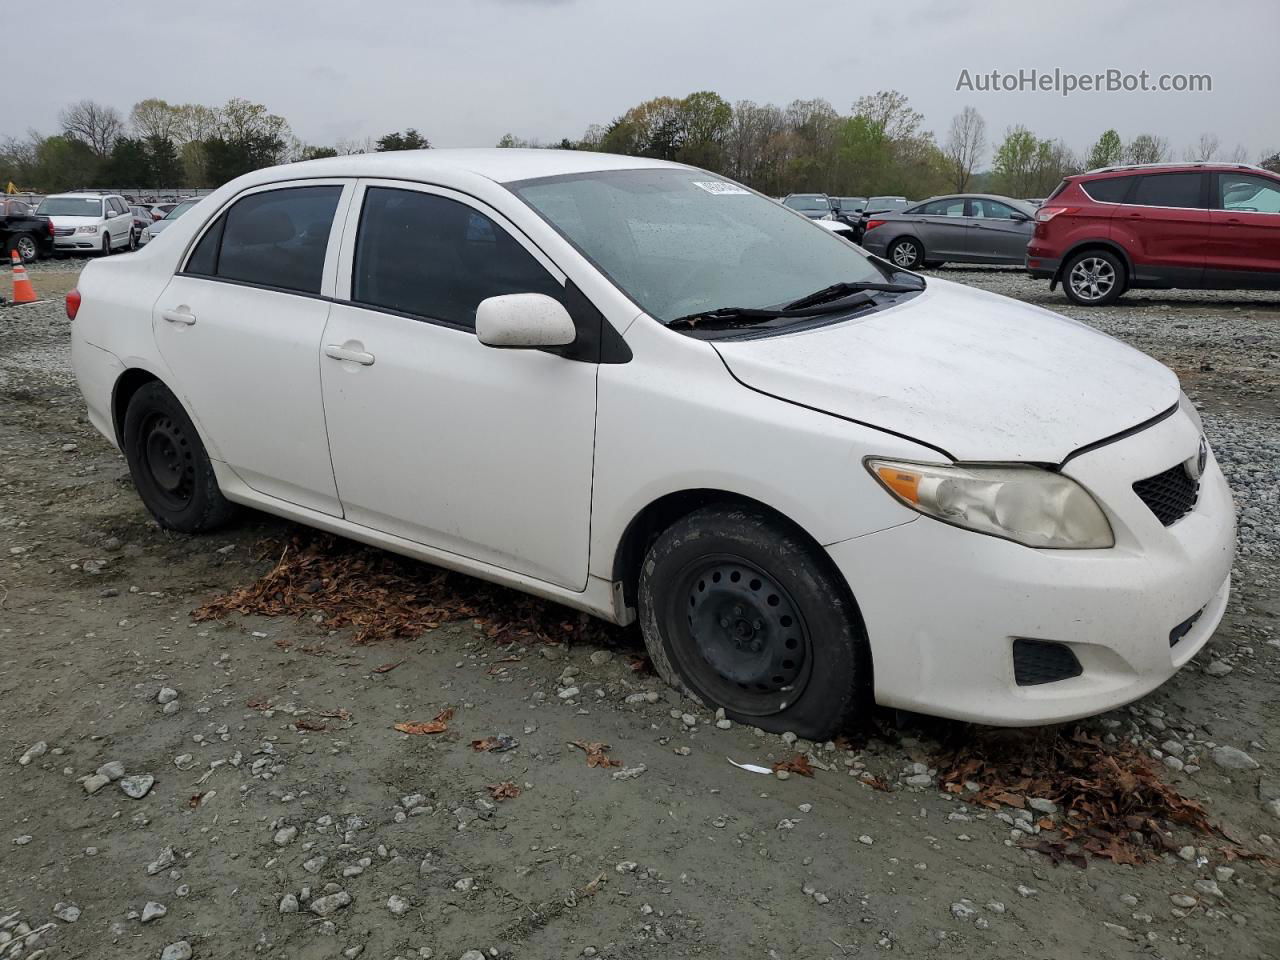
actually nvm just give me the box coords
[58,100,124,157]
[1184,132,1220,162]
[943,106,986,191]
[1226,143,1251,163]
[172,104,219,145]
[334,136,376,156]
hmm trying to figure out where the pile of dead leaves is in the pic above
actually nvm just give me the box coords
[935,727,1244,867]
[393,707,454,736]
[193,534,629,647]
[772,754,815,778]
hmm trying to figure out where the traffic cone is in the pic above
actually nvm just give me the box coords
[9,250,40,305]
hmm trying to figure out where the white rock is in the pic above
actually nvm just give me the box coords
[1211,746,1259,770]
[279,894,299,914]
[53,903,81,923]
[121,775,155,799]
[387,895,411,916]
[18,742,48,766]
[273,826,298,846]
[97,761,126,781]
[147,846,176,875]
[160,942,192,960]
[83,773,110,794]
[157,687,179,704]
[309,891,352,916]
[141,901,167,923]
[950,901,977,921]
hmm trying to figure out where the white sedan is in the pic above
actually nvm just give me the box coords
[68,149,1235,737]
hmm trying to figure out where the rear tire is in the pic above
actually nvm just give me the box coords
[1062,249,1125,306]
[11,233,38,263]
[888,236,923,270]
[122,382,235,533]
[100,233,112,256]
[638,504,869,740]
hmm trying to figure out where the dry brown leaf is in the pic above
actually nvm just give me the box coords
[294,717,328,732]
[373,660,405,674]
[569,739,622,768]
[394,707,453,736]
[187,793,205,809]
[488,781,521,801]
[772,754,815,778]
[246,697,271,710]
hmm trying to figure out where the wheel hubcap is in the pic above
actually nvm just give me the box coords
[892,242,917,266]
[141,415,194,508]
[676,557,811,714]
[17,238,34,260]
[1069,257,1115,301]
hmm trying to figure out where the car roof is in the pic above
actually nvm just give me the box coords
[44,192,116,199]
[1081,161,1270,176]
[244,148,682,188]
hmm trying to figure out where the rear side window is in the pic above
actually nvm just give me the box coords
[352,187,563,330]
[916,198,966,216]
[185,186,341,294]
[1079,176,1132,203]
[1215,173,1280,213]
[1130,173,1204,209]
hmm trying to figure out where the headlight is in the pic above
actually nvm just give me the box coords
[76,225,99,234]
[141,228,151,241]
[821,213,835,220]
[866,459,1114,549]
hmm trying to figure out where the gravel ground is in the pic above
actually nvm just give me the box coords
[1,259,1278,960]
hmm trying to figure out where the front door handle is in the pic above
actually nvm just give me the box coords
[161,308,196,325]
[324,344,375,366]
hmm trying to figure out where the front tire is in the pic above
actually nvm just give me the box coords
[122,382,235,533]
[888,237,923,269]
[100,233,112,256]
[639,504,869,740]
[1062,249,1125,306]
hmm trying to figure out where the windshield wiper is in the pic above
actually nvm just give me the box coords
[669,292,881,330]
[783,279,923,311]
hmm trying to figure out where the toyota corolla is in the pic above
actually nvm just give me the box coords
[68,150,1235,738]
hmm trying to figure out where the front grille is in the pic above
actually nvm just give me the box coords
[1133,464,1198,526]
[53,226,75,237]
[1012,639,1083,686]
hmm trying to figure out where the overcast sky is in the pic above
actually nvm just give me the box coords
[12,0,1280,162]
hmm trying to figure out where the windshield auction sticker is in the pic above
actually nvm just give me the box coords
[691,181,752,195]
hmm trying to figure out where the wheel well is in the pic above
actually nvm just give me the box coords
[1058,241,1131,284]
[612,489,837,611]
[111,369,160,447]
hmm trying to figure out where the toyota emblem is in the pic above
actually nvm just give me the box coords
[1186,436,1208,480]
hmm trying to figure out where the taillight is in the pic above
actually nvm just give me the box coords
[864,219,886,232]
[65,288,81,320]
[47,219,55,237]
[1035,206,1077,223]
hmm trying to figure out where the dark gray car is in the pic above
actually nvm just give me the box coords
[859,194,1036,269]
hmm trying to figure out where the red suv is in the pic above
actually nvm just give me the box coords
[1027,162,1280,305]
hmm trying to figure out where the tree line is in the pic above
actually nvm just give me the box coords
[4,91,1277,198]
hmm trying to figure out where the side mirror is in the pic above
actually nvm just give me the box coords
[476,293,576,349]
[1010,211,1031,222]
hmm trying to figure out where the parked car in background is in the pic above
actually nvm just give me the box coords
[130,206,154,245]
[37,193,136,255]
[138,198,201,246]
[861,194,1036,268]
[832,196,868,236]
[149,203,178,221]
[781,193,835,219]
[814,218,858,242]
[0,197,54,262]
[1028,162,1280,305]
[69,149,1233,736]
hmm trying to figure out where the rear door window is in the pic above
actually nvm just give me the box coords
[1130,173,1204,209]
[196,186,342,294]
[916,198,967,216]
[1215,173,1280,213]
[1080,176,1133,203]
[351,187,563,330]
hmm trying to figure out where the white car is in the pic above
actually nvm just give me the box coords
[37,192,135,255]
[68,150,1235,737]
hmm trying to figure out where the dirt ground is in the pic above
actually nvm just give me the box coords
[1,259,1278,960]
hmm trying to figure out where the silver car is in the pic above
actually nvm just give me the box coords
[139,198,201,246]
[859,194,1036,269]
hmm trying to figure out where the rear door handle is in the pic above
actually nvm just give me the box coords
[161,308,196,325]
[324,344,375,366]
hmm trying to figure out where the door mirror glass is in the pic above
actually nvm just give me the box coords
[476,293,576,349]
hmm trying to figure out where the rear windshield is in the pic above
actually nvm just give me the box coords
[37,197,103,217]
[783,196,830,212]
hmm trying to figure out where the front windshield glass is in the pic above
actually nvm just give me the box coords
[165,199,199,220]
[511,170,883,323]
[37,197,103,217]
[783,195,829,213]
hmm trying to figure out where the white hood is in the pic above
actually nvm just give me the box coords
[713,278,1178,463]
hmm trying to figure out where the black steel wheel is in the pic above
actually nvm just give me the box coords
[639,504,869,739]
[122,381,234,533]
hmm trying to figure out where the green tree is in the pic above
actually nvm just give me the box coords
[674,91,732,169]
[146,135,183,185]
[376,129,430,151]
[1085,129,1124,169]
[31,135,100,191]
[101,136,151,185]
[301,145,339,160]
[1124,133,1170,165]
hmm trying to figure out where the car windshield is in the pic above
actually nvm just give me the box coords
[783,195,829,213]
[37,197,104,217]
[164,199,199,220]
[511,169,887,323]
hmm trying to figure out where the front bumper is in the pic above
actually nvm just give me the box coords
[827,407,1235,725]
[54,235,100,251]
